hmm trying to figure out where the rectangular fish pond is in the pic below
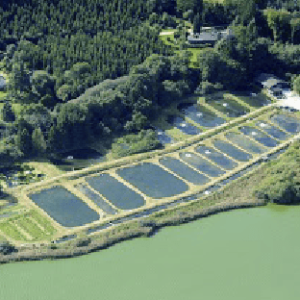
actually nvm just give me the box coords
[233,92,271,108]
[177,103,226,128]
[86,174,145,210]
[213,139,252,161]
[206,97,249,118]
[225,132,265,154]
[256,121,289,140]
[270,113,300,134]
[29,186,99,227]
[195,145,238,170]
[50,148,106,171]
[159,157,210,185]
[239,126,278,148]
[155,129,173,145]
[167,116,201,135]
[76,184,118,215]
[116,163,189,198]
[179,152,226,177]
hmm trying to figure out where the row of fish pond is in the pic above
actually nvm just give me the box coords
[58,144,289,241]
[28,111,300,230]
[154,92,271,145]
[45,93,270,172]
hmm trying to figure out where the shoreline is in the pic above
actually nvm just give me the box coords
[0,199,265,265]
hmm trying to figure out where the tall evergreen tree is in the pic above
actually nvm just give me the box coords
[32,127,47,155]
[48,125,61,153]
[193,13,202,33]
[8,52,31,95]
[177,0,203,15]
[1,102,15,122]
[16,128,32,155]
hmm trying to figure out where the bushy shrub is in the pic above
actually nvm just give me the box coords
[75,237,91,247]
[200,81,223,95]
[0,241,17,255]
[254,141,300,204]
[111,130,160,158]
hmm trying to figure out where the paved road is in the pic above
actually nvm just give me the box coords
[159,31,175,36]
[159,28,193,36]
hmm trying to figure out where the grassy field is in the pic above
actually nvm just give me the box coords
[0,222,27,241]
[0,210,57,242]
[159,33,178,48]
[0,90,7,99]
[26,160,65,178]
[159,31,207,67]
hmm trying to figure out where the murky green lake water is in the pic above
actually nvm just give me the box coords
[1,204,300,300]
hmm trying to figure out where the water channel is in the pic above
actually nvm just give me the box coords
[1,204,300,300]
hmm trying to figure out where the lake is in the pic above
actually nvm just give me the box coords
[0,204,300,300]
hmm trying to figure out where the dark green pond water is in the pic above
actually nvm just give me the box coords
[159,157,210,185]
[239,126,278,148]
[270,113,300,134]
[76,184,118,215]
[256,121,289,140]
[179,152,226,177]
[207,98,249,118]
[29,186,99,227]
[155,129,173,144]
[177,103,226,128]
[233,92,270,107]
[168,115,202,135]
[213,139,252,161]
[225,132,265,154]
[86,174,145,210]
[1,205,300,300]
[50,148,106,171]
[117,163,189,198]
[195,145,238,170]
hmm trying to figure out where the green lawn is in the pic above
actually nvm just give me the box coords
[11,103,22,115]
[30,210,57,236]
[15,217,45,241]
[0,90,7,99]
[159,33,179,49]
[185,47,205,66]
[0,234,7,242]
[159,32,208,67]
[0,222,27,241]
[0,210,56,242]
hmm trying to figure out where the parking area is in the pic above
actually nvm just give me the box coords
[277,91,300,111]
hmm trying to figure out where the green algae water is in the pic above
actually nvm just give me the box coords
[1,204,300,300]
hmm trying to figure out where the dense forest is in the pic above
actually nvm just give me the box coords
[1,0,300,169]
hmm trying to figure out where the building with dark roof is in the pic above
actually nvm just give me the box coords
[187,28,233,46]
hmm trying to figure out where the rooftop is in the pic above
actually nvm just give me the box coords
[187,28,233,44]
[187,32,219,43]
